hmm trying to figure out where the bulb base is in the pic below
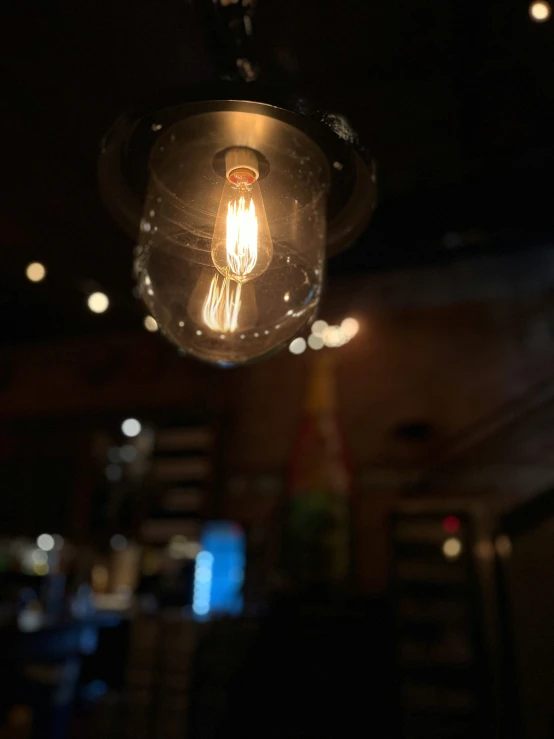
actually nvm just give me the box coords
[225,148,259,185]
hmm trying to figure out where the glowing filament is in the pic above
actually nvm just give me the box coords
[226,195,258,280]
[203,274,243,333]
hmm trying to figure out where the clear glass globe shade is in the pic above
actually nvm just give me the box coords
[134,110,330,365]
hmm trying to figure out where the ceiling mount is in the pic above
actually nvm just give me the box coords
[99,85,376,257]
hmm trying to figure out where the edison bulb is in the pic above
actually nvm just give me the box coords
[134,110,330,364]
[210,149,273,283]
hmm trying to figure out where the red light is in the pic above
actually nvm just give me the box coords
[443,515,460,534]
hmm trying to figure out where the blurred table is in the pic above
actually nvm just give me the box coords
[0,614,120,739]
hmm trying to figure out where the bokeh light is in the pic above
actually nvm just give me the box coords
[475,539,495,560]
[120,444,137,463]
[193,551,214,616]
[168,535,200,560]
[495,535,513,557]
[36,533,55,552]
[289,316,361,356]
[442,515,460,534]
[92,564,109,591]
[143,315,158,332]
[105,463,123,482]
[121,418,141,437]
[168,535,189,559]
[529,1,551,21]
[32,550,48,565]
[442,537,462,559]
[25,262,46,283]
[308,334,324,350]
[110,534,128,551]
[289,337,307,355]
[322,325,346,348]
[311,319,328,337]
[341,317,359,339]
[87,291,109,314]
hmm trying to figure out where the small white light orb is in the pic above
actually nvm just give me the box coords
[442,537,462,559]
[121,418,141,437]
[289,337,307,355]
[530,1,551,21]
[26,262,46,282]
[37,534,55,552]
[144,315,158,332]
[87,292,109,314]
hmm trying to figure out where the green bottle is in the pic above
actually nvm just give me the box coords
[282,355,353,588]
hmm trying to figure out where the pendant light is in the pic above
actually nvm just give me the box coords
[99,86,376,365]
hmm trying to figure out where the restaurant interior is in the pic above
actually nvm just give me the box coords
[1,0,553,737]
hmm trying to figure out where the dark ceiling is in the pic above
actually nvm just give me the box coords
[2,0,554,345]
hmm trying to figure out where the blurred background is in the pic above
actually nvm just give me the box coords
[1,0,554,737]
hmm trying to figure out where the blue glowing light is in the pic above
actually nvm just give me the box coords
[192,552,214,617]
[192,522,245,619]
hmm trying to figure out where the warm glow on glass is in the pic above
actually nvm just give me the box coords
[530,1,551,20]
[144,315,158,332]
[341,317,359,339]
[26,262,46,283]
[87,292,109,314]
[442,537,462,559]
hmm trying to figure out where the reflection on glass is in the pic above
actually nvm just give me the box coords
[189,270,258,335]
[203,274,242,333]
